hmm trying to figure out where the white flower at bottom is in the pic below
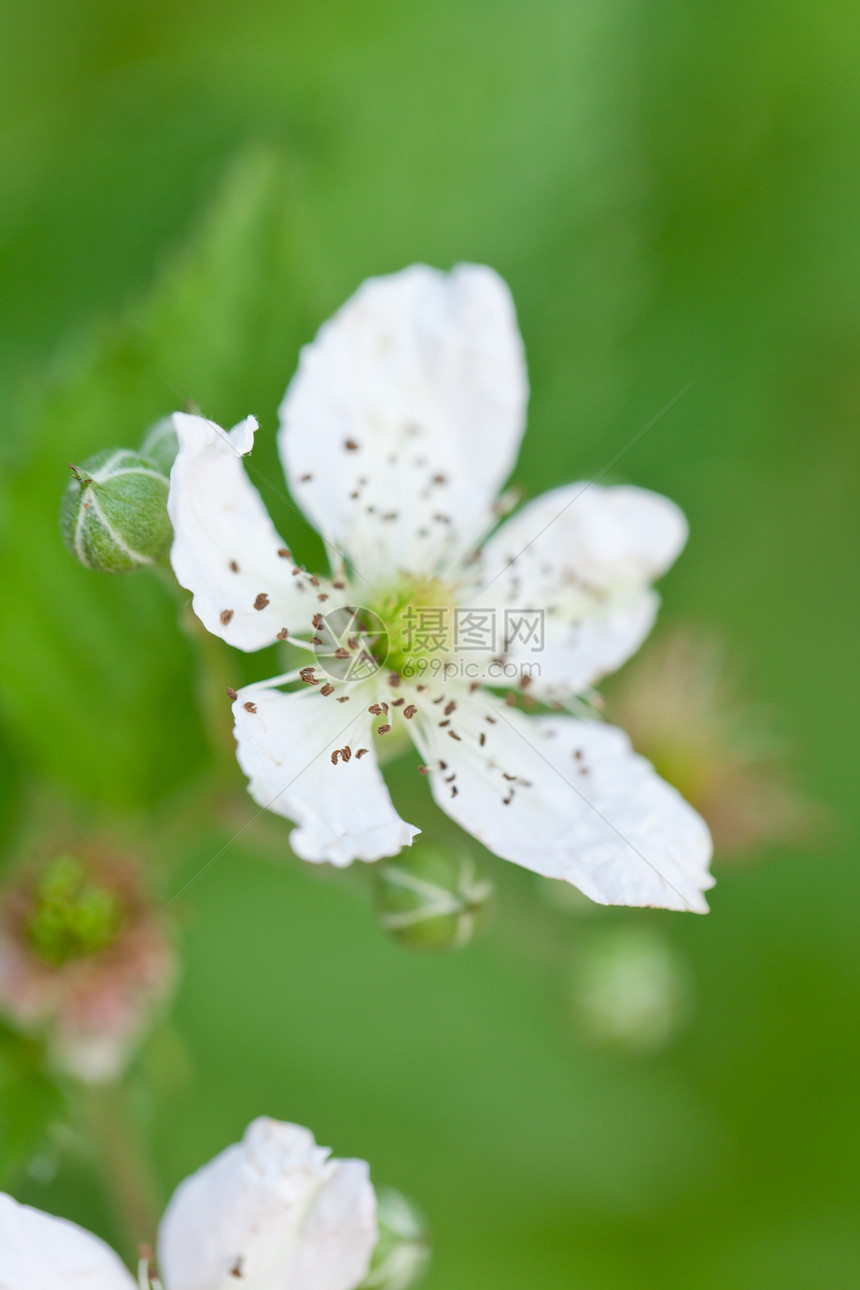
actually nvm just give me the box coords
[167,264,714,912]
[0,1118,377,1290]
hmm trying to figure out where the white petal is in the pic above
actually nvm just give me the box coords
[278,264,528,581]
[413,694,713,912]
[232,680,418,865]
[168,413,335,651]
[0,1193,136,1290]
[474,483,688,696]
[157,1118,378,1290]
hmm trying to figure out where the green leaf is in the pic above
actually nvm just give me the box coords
[0,147,319,809]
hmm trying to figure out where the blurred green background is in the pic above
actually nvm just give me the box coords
[1,1,858,1286]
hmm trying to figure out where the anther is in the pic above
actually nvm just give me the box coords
[403,705,416,719]
[356,748,368,758]
[226,687,237,700]
[243,701,257,714]
[277,628,289,640]
[220,609,234,625]
[320,683,334,696]
[378,724,391,735]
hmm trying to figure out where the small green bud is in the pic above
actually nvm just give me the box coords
[60,449,171,574]
[375,845,492,950]
[361,1187,431,1290]
[140,416,179,476]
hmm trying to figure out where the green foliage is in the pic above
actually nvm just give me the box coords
[0,1025,62,1187]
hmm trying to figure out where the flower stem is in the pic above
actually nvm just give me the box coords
[80,1081,161,1258]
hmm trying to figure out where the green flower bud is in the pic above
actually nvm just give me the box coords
[140,416,179,476]
[60,449,171,574]
[361,1187,431,1290]
[375,845,492,950]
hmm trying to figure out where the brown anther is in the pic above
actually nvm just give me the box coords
[368,704,382,715]
[337,696,350,703]
[503,773,517,781]
[299,667,318,685]
[341,746,352,762]
[451,785,459,797]
[292,568,302,576]
[231,1256,243,1278]
[311,636,323,645]
[383,511,398,521]
[220,609,234,625]
[318,593,329,602]
[479,732,486,746]
[505,692,516,706]
[312,613,324,629]
[439,720,450,728]
[392,697,405,707]
[417,684,427,692]
[331,749,341,765]
[469,681,481,692]
[574,749,583,760]
[486,716,497,724]
[519,674,532,689]
[432,473,447,484]
[229,560,239,572]
[445,773,456,783]
[377,724,391,735]
[381,702,389,713]
[403,705,417,719]
[388,672,401,687]
[332,580,347,589]
[277,547,291,559]
[417,764,428,774]
[300,473,313,482]
[320,683,334,696]
[432,696,444,705]
[444,700,456,715]
[448,730,462,741]
[344,439,360,451]
[334,647,350,660]
[503,790,514,805]
[226,687,238,700]
[277,628,289,640]
[347,636,359,650]
[439,760,448,770]
[254,593,269,610]
[243,701,257,713]
[309,575,320,587]
[356,748,368,759]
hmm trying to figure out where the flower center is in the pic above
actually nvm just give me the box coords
[367,577,458,678]
[26,856,125,967]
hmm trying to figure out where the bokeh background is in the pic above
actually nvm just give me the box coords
[1,2,858,1286]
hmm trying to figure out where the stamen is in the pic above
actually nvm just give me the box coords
[226,687,237,700]
[356,748,369,759]
[277,628,289,640]
[243,702,257,714]
[220,609,234,625]
[253,594,269,610]
[320,683,334,696]
[403,705,417,719]
[378,724,391,735]
[277,548,291,559]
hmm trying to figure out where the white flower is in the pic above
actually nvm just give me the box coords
[0,1117,378,1290]
[168,264,714,911]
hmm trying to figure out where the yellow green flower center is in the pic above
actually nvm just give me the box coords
[368,577,458,678]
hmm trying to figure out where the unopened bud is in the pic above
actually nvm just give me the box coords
[361,1187,431,1290]
[60,449,171,574]
[571,928,692,1054]
[375,846,492,950]
[139,416,179,476]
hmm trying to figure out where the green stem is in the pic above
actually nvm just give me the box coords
[80,1081,161,1259]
